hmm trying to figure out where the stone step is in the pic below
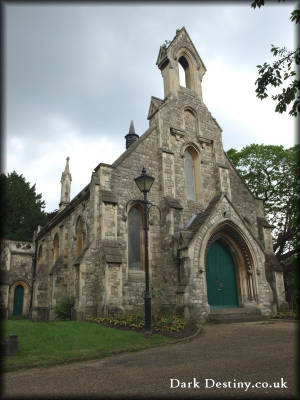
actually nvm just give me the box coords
[210,307,261,314]
[209,308,268,324]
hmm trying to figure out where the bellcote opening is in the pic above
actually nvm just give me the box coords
[178,61,186,87]
[178,56,191,89]
[178,56,192,89]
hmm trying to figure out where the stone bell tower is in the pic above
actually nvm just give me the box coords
[59,157,72,210]
[156,27,207,101]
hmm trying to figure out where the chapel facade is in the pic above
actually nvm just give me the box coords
[11,27,286,322]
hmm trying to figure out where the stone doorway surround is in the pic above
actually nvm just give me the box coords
[8,280,30,317]
[176,195,273,321]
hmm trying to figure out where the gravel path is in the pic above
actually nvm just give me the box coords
[3,320,298,399]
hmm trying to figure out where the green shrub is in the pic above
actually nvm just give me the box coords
[88,313,186,334]
[274,310,299,319]
[53,297,74,320]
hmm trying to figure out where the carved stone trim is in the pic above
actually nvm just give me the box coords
[180,141,201,157]
[170,127,185,138]
[171,44,201,70]
[197,135,213,144]
[160,147,174,155]
[217,163,229,169]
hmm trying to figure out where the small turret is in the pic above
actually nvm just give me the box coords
[59,157,72,211]
[125,120,139,149]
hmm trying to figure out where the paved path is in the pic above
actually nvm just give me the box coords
[3,321,298,399]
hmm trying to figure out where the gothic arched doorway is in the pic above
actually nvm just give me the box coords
[13,285,24,316]
[206,240,238,309]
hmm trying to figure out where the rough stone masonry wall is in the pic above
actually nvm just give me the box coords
[108,126,172,314]
[146,86,276,316]
[129,88,233,312]
[32,192,100,320]
[67,195,99,319]
[106,85,234,313]
[153,89,222,227]
[33,214,72,319]
[0,240,34,317]
[227,163,261,242]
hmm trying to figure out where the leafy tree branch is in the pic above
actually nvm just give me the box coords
[0,171,48,241]
[251,0,299,116]
[227,144,299,262]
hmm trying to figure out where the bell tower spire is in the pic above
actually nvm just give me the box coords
[59,157,72,210]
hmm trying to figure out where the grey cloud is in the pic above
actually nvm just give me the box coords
[6,4,295,143]
[5,3,296,211]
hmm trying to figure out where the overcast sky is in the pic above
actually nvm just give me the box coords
[4,2,297,212]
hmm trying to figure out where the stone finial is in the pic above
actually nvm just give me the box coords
[59,157,72,210]
[63,157,70,174]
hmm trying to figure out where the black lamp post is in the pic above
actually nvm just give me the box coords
[134,167,155,335]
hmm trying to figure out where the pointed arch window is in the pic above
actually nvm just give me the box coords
[76,217,85,258]
[53,234,59,262]
[128,205,145,270]
[184,146,200,201]
[37,245,43,268]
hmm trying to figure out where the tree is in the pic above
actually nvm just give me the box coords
[227,144,299,307]
[251,0,299,117]
[0,171,47,241]
[227,144,299,262]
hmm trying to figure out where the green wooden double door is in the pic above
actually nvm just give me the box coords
[206,240,238,309]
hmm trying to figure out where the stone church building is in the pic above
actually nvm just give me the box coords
[2,28,286,321]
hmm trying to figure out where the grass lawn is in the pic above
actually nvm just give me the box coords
[3,319,174,371]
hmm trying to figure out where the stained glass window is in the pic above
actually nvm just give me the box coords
[128,206,143,270]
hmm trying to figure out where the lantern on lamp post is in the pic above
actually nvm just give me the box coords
[134,167,155,335]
